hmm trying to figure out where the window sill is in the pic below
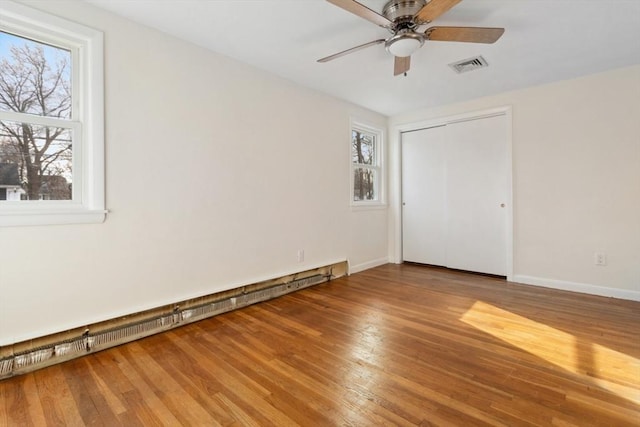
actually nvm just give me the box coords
[0,209,107,227]
[350,203,388,212]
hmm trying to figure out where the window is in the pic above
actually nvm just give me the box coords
[351,122,383,206]
[0,1,104,226]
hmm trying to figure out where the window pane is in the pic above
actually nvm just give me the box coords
[0,120,72,201]
[352,130,376,165]
[353,167,376,201]
[0,31,72,119]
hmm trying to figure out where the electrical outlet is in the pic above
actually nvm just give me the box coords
[297,249,304,263]
[594,252,607,266]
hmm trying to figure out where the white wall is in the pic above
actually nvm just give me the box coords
[389,65,640,300]
[0,1,388,345]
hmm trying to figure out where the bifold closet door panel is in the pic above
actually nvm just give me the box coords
[445,115,508,276]
[401,125,447,266]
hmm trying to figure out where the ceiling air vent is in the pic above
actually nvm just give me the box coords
[449,55,489,74]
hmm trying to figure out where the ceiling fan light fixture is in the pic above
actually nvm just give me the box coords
[385,31,424,57]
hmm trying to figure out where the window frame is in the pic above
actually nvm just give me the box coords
[0,0,105,226]
[350,119,385,208]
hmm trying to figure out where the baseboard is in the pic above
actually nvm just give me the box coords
[512,275,640,302]
[349,257,389,274]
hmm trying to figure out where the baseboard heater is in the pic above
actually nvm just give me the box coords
[0,261,348,379]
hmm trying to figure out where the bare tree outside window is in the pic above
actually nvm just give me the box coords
[0,31,73,201]
[352,129,377,201]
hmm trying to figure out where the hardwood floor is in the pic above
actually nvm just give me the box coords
[1,264,638,426]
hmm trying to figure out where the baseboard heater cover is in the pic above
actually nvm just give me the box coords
[0,261,347,379]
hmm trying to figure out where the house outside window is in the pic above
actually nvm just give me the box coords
[0,1,105,226]
[351,121,384,206]
[0,162,25,201]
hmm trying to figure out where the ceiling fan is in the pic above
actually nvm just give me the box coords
[318,0,504,76]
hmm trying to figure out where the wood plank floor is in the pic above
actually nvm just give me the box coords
[1,263,639,426]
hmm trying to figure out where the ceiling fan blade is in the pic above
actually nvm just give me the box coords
[425,26,505,43]
[326,0,392,28]
[414,0,461,24]
[317,39,386,63]
[394,56,411,76]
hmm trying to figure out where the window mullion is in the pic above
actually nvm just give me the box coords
[0,111,76,129]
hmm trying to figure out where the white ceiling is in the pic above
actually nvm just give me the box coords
[84,0,640,116]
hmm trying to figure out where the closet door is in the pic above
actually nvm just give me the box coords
[401,125,447,266]
[401,114,508,276]
[445,115,508,276]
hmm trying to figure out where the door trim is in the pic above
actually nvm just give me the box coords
[390,106,513,281]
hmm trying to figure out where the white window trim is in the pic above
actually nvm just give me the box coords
[0,1,105,226]
[350,119,386,209]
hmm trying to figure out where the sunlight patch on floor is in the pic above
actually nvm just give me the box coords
[460,300,640,404]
